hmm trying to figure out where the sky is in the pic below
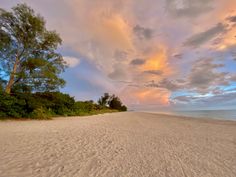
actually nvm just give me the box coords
[1,0,236,111]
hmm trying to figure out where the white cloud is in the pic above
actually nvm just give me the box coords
[63,56,80,68]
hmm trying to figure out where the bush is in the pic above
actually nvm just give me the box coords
[0,91,76,119]
[120,105,128,111]
[108,95,127,111]
[74,101,94,112]
[0,92,26,118]
[29,107,52,120]
[0,91,127,119]
[33,92,75,115]
[98,93,127,111]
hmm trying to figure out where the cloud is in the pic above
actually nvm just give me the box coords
[187,58,229,92]
[226,15,236,23]
[143,70,163,75]
[166,0,214,18]
[205,92,236,105]
[63,56,80,67]
[133,25,154,40]
[113,50,128,60]
[141,47,173,77]
[144,79,182,91]
[213,44,236,59]
[57,1,135,74]
[159,78,181,91]
[120,87,171,106]
[173,91,236,107]
[230,74,236,82]
[176,79,186,84]
[172,53,183,59]
[108,63,129,80]
[61,61,117,101]
[130,58,146,65]
[173,95,195,103]
[211,88,223,95]
[2,0,236,109]
[145,80,159,88]
[183,23,226,48]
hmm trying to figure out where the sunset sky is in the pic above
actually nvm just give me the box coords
[1,0,236,110]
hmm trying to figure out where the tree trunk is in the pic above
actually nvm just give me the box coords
[5,57,19,94]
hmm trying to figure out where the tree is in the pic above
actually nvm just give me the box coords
[98,93,111,107]
[98,93,127,111]
[0,3,66,94]
[109,95,127,111]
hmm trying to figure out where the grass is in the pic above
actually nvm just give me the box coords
[74,109,119,116]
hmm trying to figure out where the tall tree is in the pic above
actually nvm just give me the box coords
[98,93,111,107]
[0,3,66,94]
[108,95,127,111]
[98,93,127,111]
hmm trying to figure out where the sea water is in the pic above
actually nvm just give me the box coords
[158,110,236,121]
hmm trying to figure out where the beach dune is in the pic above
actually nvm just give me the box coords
[0,112,236,177]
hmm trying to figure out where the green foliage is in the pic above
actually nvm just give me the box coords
[73,100,104,115]
[98,93,127,111]
[32,92,75,116]
[74,101,95,112]
[29,107,52,120]
[98,93,110,107]
[0,92,26,118]
[109,95,127,111]
[0,92,74,119]
[0,3,66,93]
[0,92,127,119]
[0,78,6,92]
[120,105,128,111]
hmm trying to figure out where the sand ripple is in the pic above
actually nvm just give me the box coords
[0,112,236,177]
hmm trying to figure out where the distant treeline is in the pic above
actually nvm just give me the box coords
[0,92,127,119]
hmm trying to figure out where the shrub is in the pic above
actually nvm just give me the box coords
[0,91,127,119]
[108,95,127,111]
[0,92,26,118]
[29,107,52,120]
[73,101,96,113]
[120,105,128,112]
[33,92,75,115]
[0,91,76,119]
[98,93,127,111]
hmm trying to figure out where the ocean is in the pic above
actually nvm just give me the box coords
[153,110,236,121]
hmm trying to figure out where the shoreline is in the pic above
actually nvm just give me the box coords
[1,110,235,123]
[139,110,236,122]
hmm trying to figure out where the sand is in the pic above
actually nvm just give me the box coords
[0,112,235,177]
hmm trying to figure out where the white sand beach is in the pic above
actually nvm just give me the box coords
[0,112,236,177]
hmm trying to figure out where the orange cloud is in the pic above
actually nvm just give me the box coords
[120,87,171,106]
[89,13,134,52]
[219,28,236,50]
[213,1,236,51]
[141,46,174,78]
[61,1,135,74]
[211,16,236,51]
